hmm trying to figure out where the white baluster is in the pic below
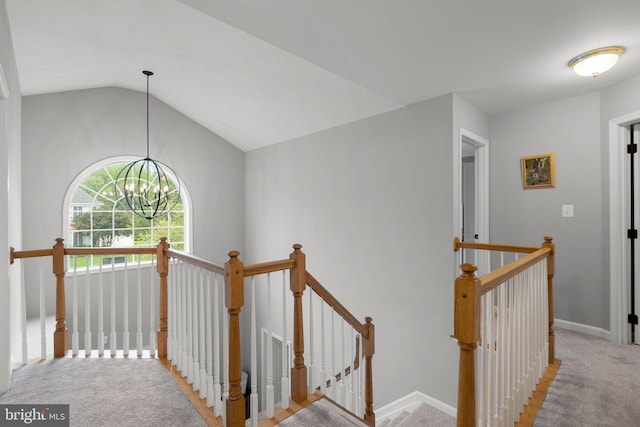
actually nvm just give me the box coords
[193,268,201,391]
[136,255,143,357]
[205,272,215,407]
[347,327,354,411]
[175,262,183,369]
[281,270,290,409]
[98,258,104,357]
[110,258,117,356]
[308,289,315,394]
[167,258,173,361]
[199,269,207,398]
[329,309,336,400]
[180,263,188,375]
[84,259,91,356]
[338,318,345,406]
[20,261,27,363]
[266,274,274,418]
[39,259,46,360]
[250,277,259,426]
[187,265,194,384]
[213,274,223,416]
[319,300,327,394]
[123,257,129,357]
[72,256,79,356]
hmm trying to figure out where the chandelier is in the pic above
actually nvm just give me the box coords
[115,70,180,220]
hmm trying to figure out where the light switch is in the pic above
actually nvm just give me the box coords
[562,204,574,217]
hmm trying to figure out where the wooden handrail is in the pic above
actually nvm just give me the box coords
[10,247,53,263]
[453,236,539,254]
[244,258,295,277]
[165,248,225,274]
[479,247,551,295]
[64,247,157,256]
[306,271,368,338]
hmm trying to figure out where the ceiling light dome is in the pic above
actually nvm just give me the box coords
[568,46,624,77]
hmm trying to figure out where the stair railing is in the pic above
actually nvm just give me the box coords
[10,239,375,427]
[452,236,555,427]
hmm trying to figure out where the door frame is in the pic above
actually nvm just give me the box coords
[454,128,489,273]
[609,110,640,344]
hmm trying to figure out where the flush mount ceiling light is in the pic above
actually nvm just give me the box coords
[568,46,624,77]
[115,70,181,220]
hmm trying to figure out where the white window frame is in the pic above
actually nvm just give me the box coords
[62,156,193,257]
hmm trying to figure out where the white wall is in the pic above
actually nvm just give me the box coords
[245,94,466,408]
[489,92,605,328]
[0,0,23,392]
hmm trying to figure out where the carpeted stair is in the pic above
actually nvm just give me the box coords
[377,402,455,427]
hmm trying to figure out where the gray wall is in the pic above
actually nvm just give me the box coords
[0,0,23,392]
[489,92,605,328]
[245,94,471,408]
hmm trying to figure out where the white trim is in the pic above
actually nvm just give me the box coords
[0,62,9,99]
[554,319,611,340]
[609,111,640,344]
[456,128,489,274]
[376,390,456,423]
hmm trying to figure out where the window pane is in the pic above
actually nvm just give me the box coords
[93,212,112,230]
[134,229,152,246]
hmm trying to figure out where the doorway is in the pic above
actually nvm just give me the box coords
[609,111,640,345]
[457,129,489,275]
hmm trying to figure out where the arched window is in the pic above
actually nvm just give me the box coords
[63,157,191,263]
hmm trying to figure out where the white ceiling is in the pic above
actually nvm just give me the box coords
[6,0,640,151]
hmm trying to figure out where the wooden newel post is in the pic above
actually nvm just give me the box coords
[156,237,170,359]
[454,263,480,427]
[363,317,376,426]
[542,236,555,362]
[289,243,308,404]
[224,250,246,427]
[53,238,68,358]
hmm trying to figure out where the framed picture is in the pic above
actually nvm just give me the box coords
[521,153,556,189]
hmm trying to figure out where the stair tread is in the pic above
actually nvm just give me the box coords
[396,403,455,427]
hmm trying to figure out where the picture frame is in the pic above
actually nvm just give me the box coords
[521,153,556,189]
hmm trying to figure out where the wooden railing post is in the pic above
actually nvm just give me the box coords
[363,317,376,426]
[454,263,480,427]
[157,237,170,359]
[542,236,555,362]
[289,244,308,403]
[224,250,246,427]
[53,238,68,358]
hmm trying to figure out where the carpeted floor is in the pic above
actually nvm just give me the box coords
[534,328,640,427]
[0,357,206,427]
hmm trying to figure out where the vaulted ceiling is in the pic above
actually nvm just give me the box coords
[6,0,640,151]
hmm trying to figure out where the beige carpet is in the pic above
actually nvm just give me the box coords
[0,358,206,426]
[534,327,640,427]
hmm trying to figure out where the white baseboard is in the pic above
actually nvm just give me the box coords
[375,390,456,423]
[554,318,610,340]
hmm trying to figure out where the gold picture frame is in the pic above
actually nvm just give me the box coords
[521,153,556,189]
